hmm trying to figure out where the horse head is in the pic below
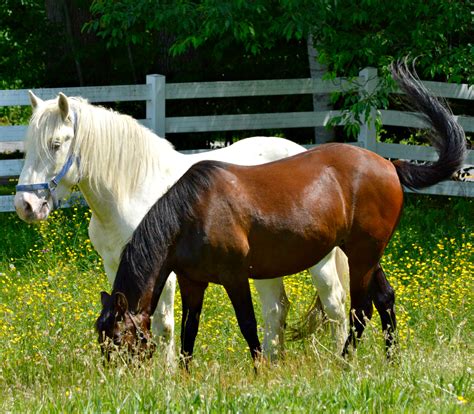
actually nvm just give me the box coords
[96,291,154,359]
[14,91,81,222]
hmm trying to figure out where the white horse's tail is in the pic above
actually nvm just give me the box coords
[288,247,349,340]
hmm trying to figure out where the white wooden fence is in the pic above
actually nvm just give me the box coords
[0,68,473,212]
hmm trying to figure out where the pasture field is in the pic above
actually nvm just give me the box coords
[0,194,472,413]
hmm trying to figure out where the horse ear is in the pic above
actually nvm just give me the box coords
[28,90,43,109]
[114,292,129,314]
[100,291,111,307]
[58,92,70,121]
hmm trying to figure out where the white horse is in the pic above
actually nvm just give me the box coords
[14,92,349,365]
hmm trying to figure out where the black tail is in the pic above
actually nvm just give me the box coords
[390,61,466,189]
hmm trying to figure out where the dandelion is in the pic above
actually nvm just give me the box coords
[457,396,468,405]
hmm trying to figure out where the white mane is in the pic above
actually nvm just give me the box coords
[25,97,174,203]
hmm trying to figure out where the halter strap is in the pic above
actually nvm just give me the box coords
[16,154,79,210]
[127,311,150,344]
[16,111,80,210]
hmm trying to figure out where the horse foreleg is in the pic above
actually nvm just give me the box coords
[370,263,397,358]
[253,278,289,361]
[151,272,177,369]
[177,275,208,371]
[224,278,262,365]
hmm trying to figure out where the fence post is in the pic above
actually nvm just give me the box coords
[146,74,166,137]
[357,67,378,151]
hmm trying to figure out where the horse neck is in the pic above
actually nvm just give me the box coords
[75,111,185,224]
[149,261,174,316]
[77,181,121,224]
[113,245,173,315]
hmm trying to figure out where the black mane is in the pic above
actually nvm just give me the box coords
[112,160,226,307]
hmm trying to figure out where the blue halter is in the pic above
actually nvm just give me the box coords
[16,111,80,210]
[16,154,79,209]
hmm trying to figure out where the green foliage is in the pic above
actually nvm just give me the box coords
[87,0,310,55]
[88,0,472,84]
[0,0,61,87]
[327,77,392,139]
[313,0,473,84]
[1,2,472,142]
[85,0,472,140]
[0,105,32,127]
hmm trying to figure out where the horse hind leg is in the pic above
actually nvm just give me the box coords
[342,246,382,357]
[342,261,397,359]
[253,278,290,361]
[151,272,177,369]
[342,290,374,357]
[370,263,397,358]
[309,247,349,354]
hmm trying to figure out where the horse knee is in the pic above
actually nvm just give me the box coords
[152,316,176,366]
[152,312,174,341]
[264,300,288,328]
[310,260,344,298]
[255,279,288,318]
[261,301,288,359]
[261,305,281,345]
[161,321,174,340]
[314,274,346,319]
[254,280,289,359]
[324,296,346,323]
[151,273,176,340]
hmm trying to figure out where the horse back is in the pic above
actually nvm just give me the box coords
[174,144,403,280]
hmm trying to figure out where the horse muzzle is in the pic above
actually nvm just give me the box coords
[14,191,52,222]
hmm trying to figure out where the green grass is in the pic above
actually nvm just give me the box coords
[0,195,472,413]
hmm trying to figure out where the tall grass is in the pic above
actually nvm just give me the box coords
[0,195,472,412]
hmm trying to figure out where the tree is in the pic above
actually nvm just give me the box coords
[87,0,334,142]
[87,0,472,140]
[0,0,57,87]
[3,1,471,141]
[312,0,473,84]
[88,0,472,84]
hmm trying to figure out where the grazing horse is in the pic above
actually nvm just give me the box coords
[13,88,354,363]
[96,63,466,365]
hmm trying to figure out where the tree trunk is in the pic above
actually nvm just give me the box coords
[61,0,84,85]
[44,0,93,86]
[307,34,334,144]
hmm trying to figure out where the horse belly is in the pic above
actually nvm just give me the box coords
[246,231,337,279]
[175,237,328,283]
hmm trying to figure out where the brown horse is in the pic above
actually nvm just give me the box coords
[96,63,466,366]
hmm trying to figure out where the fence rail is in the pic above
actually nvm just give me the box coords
[1,68,473,212]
